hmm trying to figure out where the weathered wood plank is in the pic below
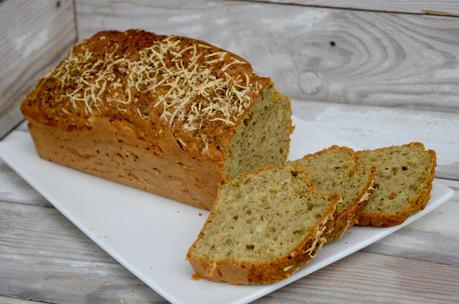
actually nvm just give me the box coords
[363,187,459,266]
[1,199,458,304]
[13,121,29,133]
[256,251,459,304]
[292,100,459,181]
[76,0,459,112]
[0,202,164,304]
[435,178,459,190]
[0,295,51,304]
[0,0,76,138]
[248,0,459,16]
[0,130,48,207]
[0,158,48,207]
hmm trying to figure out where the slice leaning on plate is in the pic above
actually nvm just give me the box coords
[295,146,375,241]
[187,162,339,285]
[356,142,436,227]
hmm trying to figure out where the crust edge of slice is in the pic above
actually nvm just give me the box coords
[325,166,376,241]
[356,143,436,227]
[186,162,340,285]
[187,193,339,285]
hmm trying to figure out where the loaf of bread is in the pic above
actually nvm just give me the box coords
[356,142,436,227]
[20,30,293,209]
[187,162,339,284]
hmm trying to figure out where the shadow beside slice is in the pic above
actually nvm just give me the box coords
[187,163,339,285]
[356,142,436,227]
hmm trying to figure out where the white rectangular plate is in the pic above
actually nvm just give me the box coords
[0,116,454,304]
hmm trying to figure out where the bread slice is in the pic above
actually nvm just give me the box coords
[187,162,339,285]
[296,146,375,241]
[356,142,436,227]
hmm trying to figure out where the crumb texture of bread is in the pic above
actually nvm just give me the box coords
[20,29,292,209]
[224,87,292,179]
[187,162,338,285]
[296,146,375,241]
[356,142,436,227]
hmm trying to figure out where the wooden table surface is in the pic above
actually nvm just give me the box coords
[1,0,459,303]
[1,101,458,304]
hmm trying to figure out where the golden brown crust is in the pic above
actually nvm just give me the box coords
[27,118,222,209]
[187,165,339,285]
[21,29,272,161]
[356,143,436,227]
[300,144,357,183]
[281,94,294,167]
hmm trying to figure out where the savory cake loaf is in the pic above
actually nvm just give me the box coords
[21,30,293,209]
[187,162,339,284]
[296,146,375,241]
[356,142,436,227]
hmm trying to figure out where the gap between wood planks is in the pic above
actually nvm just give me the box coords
[71,0,80,41]
[436,178,459,190]
[0,294,57,304]
[0,120,24,141]
[233,0,459,17]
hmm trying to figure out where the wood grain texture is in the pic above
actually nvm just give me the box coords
[0,192,458,304]
[0,159,48,207]
[0,129,48,207]
[363,181,459,266]
[435,178,459,190]
[0,295,50,304]
[292,100,459,181]
[248,0,459,16]
[0,202,164,304]
[75,0,459,112]
[0,0,76,138]
[255,251,459,304]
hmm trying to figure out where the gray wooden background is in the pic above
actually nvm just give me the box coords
[1,1,459,303]
[2,0,459,138]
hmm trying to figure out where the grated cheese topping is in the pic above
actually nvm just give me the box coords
[48,32,263,149]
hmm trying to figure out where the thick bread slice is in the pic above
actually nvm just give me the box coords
[187,162,339,285]
[356,142,436,227]
[296,146,375,241]
[332,157,375,239]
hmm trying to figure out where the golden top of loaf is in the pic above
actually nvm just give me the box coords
[21,29,271,159]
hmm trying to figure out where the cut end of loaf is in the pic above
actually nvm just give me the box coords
[224,86,292,180]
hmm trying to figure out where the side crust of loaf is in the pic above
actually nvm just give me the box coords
[28,117,222,209]
[187,163,339,285]
[325,166,376,241]
[356,143,437,227]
